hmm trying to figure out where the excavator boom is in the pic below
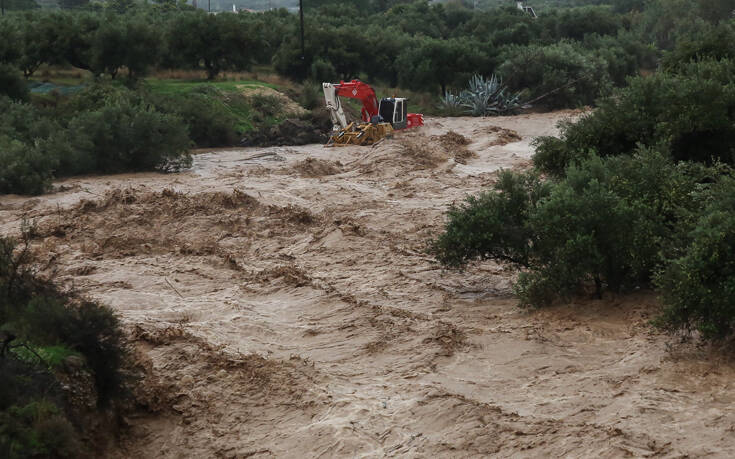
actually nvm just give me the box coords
[333,80,379,123]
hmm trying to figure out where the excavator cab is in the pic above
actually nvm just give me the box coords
[378,98,408,130]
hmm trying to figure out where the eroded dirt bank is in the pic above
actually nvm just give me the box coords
[2,112,735,458]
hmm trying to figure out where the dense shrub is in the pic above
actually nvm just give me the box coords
[662,23,735,70]
[298,80,324,111]
[1,233,128,405]
[636,0,712,51]
[398,37,495,95]
[552,5,622,41]
[152,91,240,147]
[0,138,57,195]
[0,97,61,194]
[518,150,708,305]
[0,230,128,457]
[0,386,79,458]
[309,58,337,83]
[432,170,551,269]
[58,81,144,114]
[0,17,22,65]
[50,85,191,174]
[64,102,191,174]
[0,84,193,195]
[584,32,658,85]
[0,96,59,142]
[533,60,735,175]
[433,149,711,307]
[0,64,28,102]
[656,177,735,340]
[497,41,609,109]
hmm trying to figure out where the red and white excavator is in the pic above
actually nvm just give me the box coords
[322,80,424,146]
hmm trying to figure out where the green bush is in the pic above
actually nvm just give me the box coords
[0,138,57,195]
[153,92,240,147]
[0,97,58,142]
[1,233,127,405]
[516,150,701,305]
[655,177,735,340]
[298,80,323,111]
[662,22,735,71]
[431,170,551,269]
[553,6,622,41]
[434,149,711,307]
[497,41,609,109]
[58,82,144,115]
[533,60,735,175]
[0,97,62,194]
[64,101,191,175]
[0,83,230,195]
[0,65,28,102]
[0,231,127,457]
[0,398,80,459]
[309,58,337,83]
[248,93,281,121]
[584,32,658,86]
[17,295,126,403]
[0,17,22,65]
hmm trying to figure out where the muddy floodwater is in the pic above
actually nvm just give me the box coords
[2,111,735,458]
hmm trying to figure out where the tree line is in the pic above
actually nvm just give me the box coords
[4,0,731,104]
[0,0,668,103]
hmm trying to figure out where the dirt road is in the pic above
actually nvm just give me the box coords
[2,112,735,458]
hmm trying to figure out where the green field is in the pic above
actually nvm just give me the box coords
[143,78,278,95]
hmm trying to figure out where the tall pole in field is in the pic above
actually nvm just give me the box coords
[299,0,305,76]
[1,0,5,17]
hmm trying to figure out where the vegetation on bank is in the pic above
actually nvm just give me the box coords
[433,32,735,342]
[0,76,317,194]
[0,228,128,458]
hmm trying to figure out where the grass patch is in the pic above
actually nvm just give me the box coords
[144,80,289,135]
[11,345,80,368]
[145,79,277,96]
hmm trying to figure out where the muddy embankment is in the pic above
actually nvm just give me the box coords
[2,112,735,458]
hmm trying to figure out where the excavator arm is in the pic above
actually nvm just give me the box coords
[323,80,380,130]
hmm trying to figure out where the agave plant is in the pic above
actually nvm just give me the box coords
[456,74,526,117]
[437,90,465,116]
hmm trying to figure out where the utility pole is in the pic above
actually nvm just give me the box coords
[1,0,5,17]
[299,0,305,76]
[208,0,211,12]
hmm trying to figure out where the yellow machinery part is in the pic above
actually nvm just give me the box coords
[326,122,394,146]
